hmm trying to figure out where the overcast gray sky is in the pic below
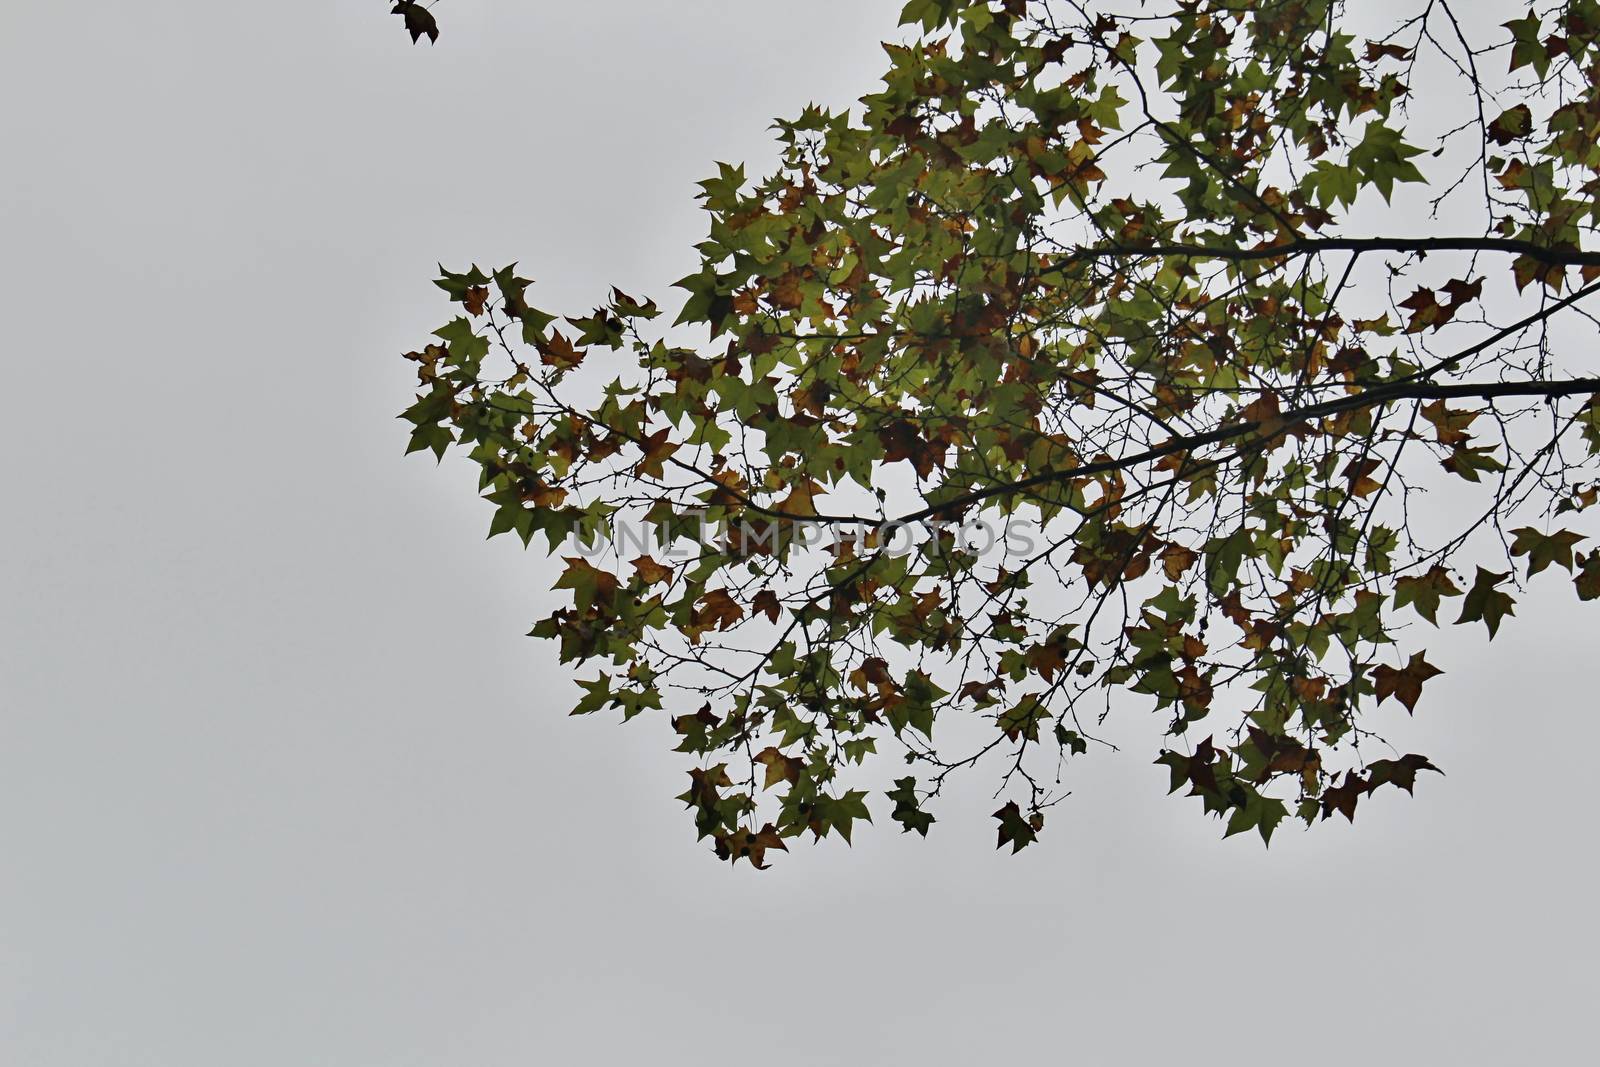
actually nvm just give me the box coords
[2,2,1595,1064]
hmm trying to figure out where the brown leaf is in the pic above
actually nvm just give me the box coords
[1364,41,1413,62]
[775,478,825,518]
[1513,253,1566,293]
[1371,651,1444,713]
[1366,754,1442,795]
[1322,771,1366,823]
[752,589,782,624]
[692,589,745,635]
[1160,544,1199,579]
[878,418,946,478]
[634,428,680,480]
[1341,456,1384,498]
[631,555,673,586]
[719,823,788,869]
[754,747,802,790]
[1420,400,1480,447]
[537,330,587,369]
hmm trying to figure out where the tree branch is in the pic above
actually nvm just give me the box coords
[1054,236,1600,269]
[896,376,1600,524]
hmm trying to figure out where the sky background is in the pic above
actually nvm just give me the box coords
[2,2,1595,1064]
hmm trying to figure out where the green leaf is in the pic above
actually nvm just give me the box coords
[1392,566,1463,625]
[1510,527,1587,576]
[993,801,1041,853]
[1456,568,1516,638]
[887,777,936,836]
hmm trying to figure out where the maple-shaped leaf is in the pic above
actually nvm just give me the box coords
[1512,253,1566,293]
[1341,456,1384,497]
[691,589,745,635]
[887,777,936,836]
[1456,568,1516,637]
[526,481,567,509]
[1367,754,1442,795]
[1442,276,1485,305]
[1509,527,1587,576]
[1420,400,1481,447]
[1441,443,1506,483]
[719,823,788,869]
[554,557,620,612]
[1364,40,1413,61]
[1024,641,1069,682]
[754,746,802,790]
[392,2,439,45]
[536,330,587,370]
[1399,278,1482,333]
[752,589,782,624]
[633,428,679,480]
[878,418,945,478]
[1392,565,1463,625]
[1398,287,1447,333]
[571,675,614,716]
[1371,652,1444,713]
[997,695,1051,741]
[849,656,896,696]
[631,555,673,586]
[1321,771,1367,823]
[993,801,1042,853]
[1503,13,1547,74]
